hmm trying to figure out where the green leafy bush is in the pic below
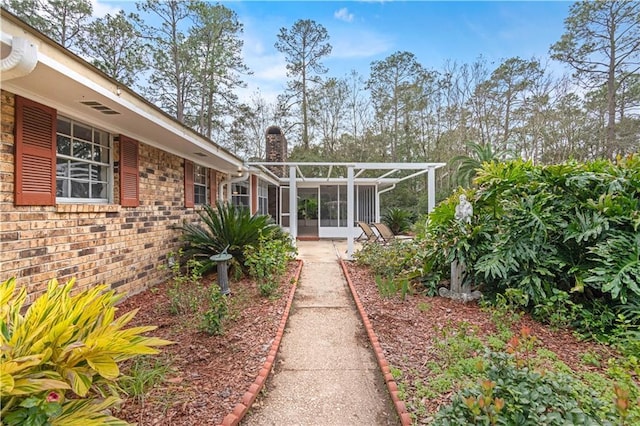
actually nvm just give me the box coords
[354,240,421,279]
[0,277,170,425]
[180,201,276,272]
[163,252,205,315]
[434,352,609,425]
[161,253,230,335]
[433,328,611,425]
[201,285,229,335]
[244,232,297,297]
[382,207,413,234]
[417,154,640,342]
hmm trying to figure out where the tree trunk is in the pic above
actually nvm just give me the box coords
[606,21,617,154]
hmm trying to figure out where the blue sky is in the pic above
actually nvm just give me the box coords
[95,1,574,102]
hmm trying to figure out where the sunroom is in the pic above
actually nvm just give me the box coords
[247,161,446,257]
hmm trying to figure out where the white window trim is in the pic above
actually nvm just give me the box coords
[55,116,113,204]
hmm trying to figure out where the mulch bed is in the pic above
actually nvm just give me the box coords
[114,262,299,425]
[342,261,617,421]
[115,257,619,425]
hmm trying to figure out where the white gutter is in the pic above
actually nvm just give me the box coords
[1,34,38,81]
[219,167,250,202]
[377,184,397,196]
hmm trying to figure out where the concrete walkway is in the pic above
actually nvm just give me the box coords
[242,240,398,426]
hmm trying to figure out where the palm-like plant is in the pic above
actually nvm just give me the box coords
[382,207,412,235]
[451,141,512,187]
[180,201,276,271]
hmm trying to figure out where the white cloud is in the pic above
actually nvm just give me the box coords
[334,7,354,23]
[330,28,393,59]
[91,0,121,18]
[234,14,290,105]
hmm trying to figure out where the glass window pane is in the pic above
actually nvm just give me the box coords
[69,162,90,181]
[91,165,107,181]
[91,183,106,198]
[194,166,207,185]
[56,117,111,201]
[194,185,207,205]
[57,135,71,155]
[57,118,71,135]
[320,185,338,227]
[56,179,69,197]
[73,123,92,141]
[93,145,109,162]
[338,186,347,227]
[72,141,92,160]
[70,181,89,198]
[94,130,109,146]
[56,158,69,178]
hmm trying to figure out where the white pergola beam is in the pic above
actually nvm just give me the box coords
[295,165,306,181]
[377,168,400,180]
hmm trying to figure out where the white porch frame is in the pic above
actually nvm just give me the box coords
[248,162,446,258]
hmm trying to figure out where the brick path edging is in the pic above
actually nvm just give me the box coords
[339,259,413,426]
[218,259,304,426]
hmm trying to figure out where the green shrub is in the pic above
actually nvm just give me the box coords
[201,284,229,335]
[418,154,640,342]
[0,277,170,425]
[180,201,276,272]
[161,254,230,334]
[431,326,640,425]
[354,240,421,280]
[382,207,413,234]
[163,253,204,315]
[433,351,608,425]
[244,232,297,297]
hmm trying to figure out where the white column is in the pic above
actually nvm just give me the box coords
[428,167,436,213]
[289,166,297,241]
[346,166,355,258]
[375,187,381,222]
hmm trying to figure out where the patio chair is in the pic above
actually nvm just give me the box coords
[371,222,413,244]
[356,221,378,242]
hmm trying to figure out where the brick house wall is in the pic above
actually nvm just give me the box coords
[0,90,215,303]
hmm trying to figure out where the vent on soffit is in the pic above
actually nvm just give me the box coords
[193,152,207,157]
[79,100,120,115]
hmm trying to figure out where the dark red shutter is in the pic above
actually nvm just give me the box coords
[184,160,194,208]
[15,96,56,206]
[119,136,139,207]
[209,169,217,205]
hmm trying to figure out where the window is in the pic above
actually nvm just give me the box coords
[357,185,376,224]
[194,164,208,205]
[231,181,249,209]
[258,180,268,215]
[320,185,347,227]
[55,117,111,202]
[15,96,139,207]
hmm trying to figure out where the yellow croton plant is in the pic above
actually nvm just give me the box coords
[0,277,171,425]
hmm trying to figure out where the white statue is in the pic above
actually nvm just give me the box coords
[454,194,473,225]
[439,193,481,303]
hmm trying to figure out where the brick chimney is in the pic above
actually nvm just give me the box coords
[265,126,287,177]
